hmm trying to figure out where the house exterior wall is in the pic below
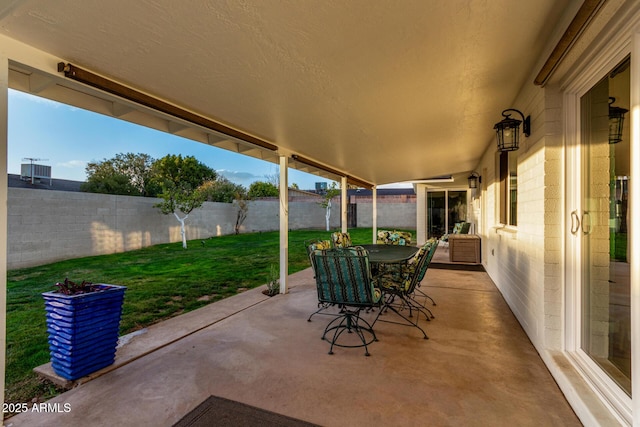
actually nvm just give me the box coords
[467,2,640,424]
[468,80,617,423]
[473,83,555,352]
[541,85,565,350]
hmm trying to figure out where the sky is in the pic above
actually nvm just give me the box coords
[7,89,341,190]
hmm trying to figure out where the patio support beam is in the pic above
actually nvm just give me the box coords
[533,0,606,86]
[372,186,377,243]
[57,63,278,152]
[341,176,348,233]
[279,156,289,294]
[290,154,373,189]
[416,184,427,245]
[0,53,8,406]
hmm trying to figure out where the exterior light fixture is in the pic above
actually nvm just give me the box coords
[609,97,628,144]
[468,172,481,189]
[494,109,530,152]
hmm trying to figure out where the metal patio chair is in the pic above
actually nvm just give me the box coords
[373,239,438,339]
[310,246,382,356]
[305,239,338,322]
[330,231,352,248]
[376,230,412,246]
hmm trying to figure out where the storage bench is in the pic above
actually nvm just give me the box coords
[449,234,481,264]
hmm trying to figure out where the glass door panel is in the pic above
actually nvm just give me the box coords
[579,57,631,395]
[447,191,468,232]
[427,191,445,239]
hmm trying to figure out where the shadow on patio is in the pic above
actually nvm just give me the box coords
[9,257,580,426]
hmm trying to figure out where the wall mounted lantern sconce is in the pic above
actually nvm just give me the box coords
[494,109,530,152]
[468,172,481,189]
[609,97,628,144]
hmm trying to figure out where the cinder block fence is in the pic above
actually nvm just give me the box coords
[8,188,415,269]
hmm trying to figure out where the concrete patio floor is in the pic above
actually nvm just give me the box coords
[8,250,580,427]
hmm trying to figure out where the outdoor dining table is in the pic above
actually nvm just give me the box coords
[359,244,418,265]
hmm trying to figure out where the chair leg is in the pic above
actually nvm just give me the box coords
[308,303,343,322]
[400,295,433,324]
[383,292,432,321]
[409,292,436,319]
[415,287,437,306]
[409,296,435,319]
[374,298,429,340]
[322,309,377,356]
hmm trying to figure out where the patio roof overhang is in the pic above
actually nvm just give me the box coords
[0,0,582,187]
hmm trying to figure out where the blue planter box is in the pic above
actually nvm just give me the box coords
[42,284,126,380]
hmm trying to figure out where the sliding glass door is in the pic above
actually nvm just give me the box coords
[427,190,468,239]
[575,56,631,398]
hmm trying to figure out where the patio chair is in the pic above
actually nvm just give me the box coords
[413,238,439,308]
[305,239,336,322]
[376,230,412,246]
[373,239,438,339]
[310,246,382,356]
[331,231,352,248]
[440,222,470,250]
[305,239,332,274]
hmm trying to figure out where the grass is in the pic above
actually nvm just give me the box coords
[5,227,393,407]
[611,232,628,262]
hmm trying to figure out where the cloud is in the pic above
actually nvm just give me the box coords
[57,160,88,169]
[217,169,267,187]
[49,160,88,181]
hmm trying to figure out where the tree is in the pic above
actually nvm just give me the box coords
[153,154,217,249]
[319,182,341,231]
[199,177,249,234]
[234,193,249,235]
[201,177,247,203]
[81,152,159,196]
[265,171,279,187]
[247,181,279,198]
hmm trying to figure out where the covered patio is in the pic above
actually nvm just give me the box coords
[3,1,640,425]
[9,257,581,426]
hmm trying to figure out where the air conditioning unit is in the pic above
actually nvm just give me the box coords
[21,163,52,185]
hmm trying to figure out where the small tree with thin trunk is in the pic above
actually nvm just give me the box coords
[153,154,217,249]
[234,193,249,235]
[319,182,341,231]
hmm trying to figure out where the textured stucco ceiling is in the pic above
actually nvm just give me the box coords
[0,0,574,186]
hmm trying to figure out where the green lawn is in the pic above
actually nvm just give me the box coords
[611,232,628,262]
[5,228,392,406]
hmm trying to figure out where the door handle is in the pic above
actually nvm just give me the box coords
[570,211,581,235]
[581,211,592,235]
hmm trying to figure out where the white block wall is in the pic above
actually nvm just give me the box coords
[472,83,564,352]
[356,202,417,230]
[7,189,416,269]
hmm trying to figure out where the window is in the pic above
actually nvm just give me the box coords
[499,150,517,226]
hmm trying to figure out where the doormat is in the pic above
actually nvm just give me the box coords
[173,395,320,427]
